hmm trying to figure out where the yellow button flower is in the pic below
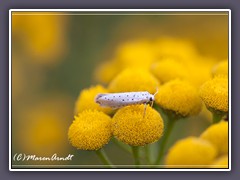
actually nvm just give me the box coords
[153,37,198,62]
[116,40,155,69]
[210,155,228,168]
[155,80,202,117]
[212,60,228,77]
[199,75,228,112]
[151,58,188,83]
[187,58,216,88]
[68,110,112,150]
[74,85,113,115]
[108,68,159,94]
[200,121,228,156]
[12,12,68,65]
[165,137,217,168]
[112,104,164,146]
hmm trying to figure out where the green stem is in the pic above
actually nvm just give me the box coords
[212,112,224,124]
[145,144,151,164]
[132,146,141,167]
[112,138,131,154]
[155,119,176,165]
[96,149,115,168]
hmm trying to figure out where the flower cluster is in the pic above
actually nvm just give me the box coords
[200,121,228,156]
[68,37,229,168]
[93,38,217,87]
[165,121,228,168]
[165,137,217,168]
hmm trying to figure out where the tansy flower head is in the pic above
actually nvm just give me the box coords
[187,57,216,88]
[210,155,228,168]
[165,137,217,168]
[115,40,155,69]
[112,104,164,146]
[108,68,159,94]
[68,110,112,150]
[200,121,228,156]
[199,75,228,112]
[155,80,202,117]
[212,60,228,77]
[151,58,189,83]
[74,85,113,115]
[153,37,198,62]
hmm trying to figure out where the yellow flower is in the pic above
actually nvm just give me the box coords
[187,57,217,88]
[94,60,121,84]
[155,80,202,117]
[210,155,228,168]
[165,137,217,168]
[153,37,198,62]
[151,58,189,83]
[200,121,228,156]
[199,75,228,112]
[115,40,155,69]
[74,85,113,115]
[68,110,112,150]
[212,60,228,77]
[108,68,159,94]
[12,12,68,65]
[112,104,164,146]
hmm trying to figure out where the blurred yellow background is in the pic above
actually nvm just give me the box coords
[11,11,228,167]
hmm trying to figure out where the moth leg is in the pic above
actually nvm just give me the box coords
[143,103,147,118]
[150,100,154,108]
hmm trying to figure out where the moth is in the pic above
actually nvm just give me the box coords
[95,90,158,116]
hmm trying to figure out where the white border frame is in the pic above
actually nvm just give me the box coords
[9,9,231,172]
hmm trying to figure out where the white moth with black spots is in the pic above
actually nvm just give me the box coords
[95,90,158,116]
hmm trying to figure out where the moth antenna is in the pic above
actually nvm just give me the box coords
[153,88,159,97]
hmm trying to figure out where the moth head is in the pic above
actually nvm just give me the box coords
[149,88,158,105]
[149,95,154,102]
